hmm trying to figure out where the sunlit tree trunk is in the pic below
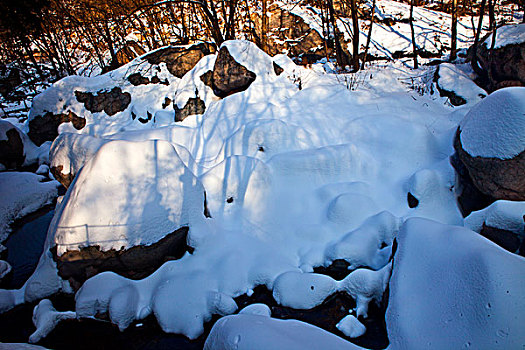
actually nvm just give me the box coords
[450,0,458,61]
[362,0,376,70]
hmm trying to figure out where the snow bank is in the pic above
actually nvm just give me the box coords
[54,139,206,254]
[0,172,59,244]
[484,23,525,49]
[387,218,525,349]
[436,63,487,105]
[204,314,365,350]
[465,200,525,236]
[459,87,525,159]
[29,299,76,343]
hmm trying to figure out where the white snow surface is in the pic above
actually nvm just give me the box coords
[436,63,487,105]
[336,315,366,338]
[29,299,76,344]
[204,314,365,350]
[484,23,525,49]
[0,172,59,244]
[460,87,525,159]
[387,218,525,349]
[465,200,525,236]
[4,39,520,346]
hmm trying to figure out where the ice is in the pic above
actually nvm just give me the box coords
[387,218,525,349]
[459,87,525,159]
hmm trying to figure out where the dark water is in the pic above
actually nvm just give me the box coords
[4,208,54,289]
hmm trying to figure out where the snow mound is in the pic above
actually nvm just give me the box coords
[29,299,76,343]
[54,139,206,254]
[459,87,525,159]
[387,218,525,349]
[465,200,525,236]
[204,314,364,350]
[336,315,366,338]
[436,63,487,105]
[484,23,525,49]
[0,172,59,244]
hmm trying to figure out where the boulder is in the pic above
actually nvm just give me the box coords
[174,97,206,122]
[209,46,257,98]
[74,87,131,116]
[454,87,525,201]
[0,120,25,169]
[27,111,86,146]
[475,24,525,91]
[52,227,191,290]
[143,42,214,78]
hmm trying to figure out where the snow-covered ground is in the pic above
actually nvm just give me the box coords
[0,18,523,349]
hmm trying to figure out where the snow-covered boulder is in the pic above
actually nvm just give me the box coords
[476,23,525,90]
[435,63,486,106]
[387,218,525,349]
[454,87,525,201]
[52,139,206,287]
[0,120,46,169]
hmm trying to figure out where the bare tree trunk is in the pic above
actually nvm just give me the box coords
[349,0,360,71]
[471,0,486,71]
[328,0,347,69]
[488,0,495,31]
[261,0,268,51]
[450,0,458,61]
[361,0,376,70]
[409,0,419,68]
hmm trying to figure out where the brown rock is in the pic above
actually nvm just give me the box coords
[175,97,206,122]
[454,128,525,201]
[50,165,74,189]
[273,62,284,76]
[211,47,257,98]
[127,73,169,86]
[27,111,86,146]
[52,227,192,290]
[75,87,131,116]
[475,28,525,92]
[143,43,214,78]
[0,125,25,169]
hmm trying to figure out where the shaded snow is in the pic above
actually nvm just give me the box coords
[484,23,525,49]
[465,200,525,236]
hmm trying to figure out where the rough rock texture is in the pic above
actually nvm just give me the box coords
[143,43,214,78]
[127,73,169,86]
[450,152,495,217]
[454,128,525,201]
[273,62,284,76]
[27,111,86,146]
[475,30,525,91]
[209,46,257,98]
[0,126,25,169]
[174,97,206,122]
[75,87,131,116]
[50,165,74,189]
[52,227,191,290]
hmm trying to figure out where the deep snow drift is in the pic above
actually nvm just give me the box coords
[0,37,523,349]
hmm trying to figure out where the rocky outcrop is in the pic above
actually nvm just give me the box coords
[200,47,257,98]
[143,43,214,78]
[75,87,131,116]
[0,122,25,169]
[174,97,206,122]
[127,73,169,86]
[27,111,86,146]
[474,24,525,91]
[52,227,192,290]
[454,129,525,202]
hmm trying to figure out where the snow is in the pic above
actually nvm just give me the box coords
[460,87,525,159]
[0,344,49,350]
[436,63,487,105]
[204,314,365,350]
[29,299,76,344]
[0,260,12,280]
[484,23,525,49]
[54,139,206,254]
[2,38,520,345]
[465,200,525,237]
[387,218,525,349]
[336,315,366,338]
[0,172,59,244]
